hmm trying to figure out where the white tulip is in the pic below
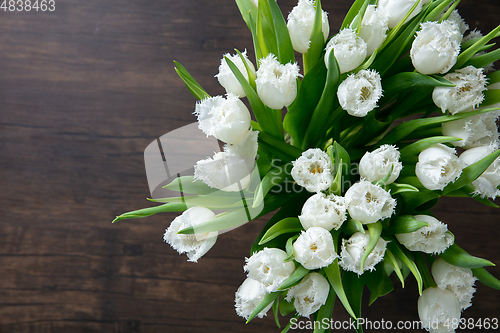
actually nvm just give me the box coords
[224,130,259,167]
[378,0,423,29]
[298,193,347,231]
[432,258,477,310]
[415,144,463,191]
[235,278,273,319]
[339,232,388,275]
[255,54,300,109]
[163,207,217,262]
[441,111,500,148]
[359,144,402,184]
[359,5,389,56]
[337,69,383,117]
[293,227,337,270]
[285,272,330,317]
[216,50,256,97]
[443,10,469,35]
[324,28,367,74]
[344,180,396,224]
[410,20,462,75]
[432,66,488,115]
[195,93,251,145]
[418,287,461,333]
[395,215,454,254]
[459,145,500,199]
[244,248,296,292]
[291,148,334,193]
[287,0,329,54]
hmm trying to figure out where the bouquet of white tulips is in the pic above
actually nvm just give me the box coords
[114,0,500,332]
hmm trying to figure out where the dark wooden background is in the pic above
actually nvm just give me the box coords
[0,0,499,332]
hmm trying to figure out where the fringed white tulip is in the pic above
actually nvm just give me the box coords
[337,69,383,117]
[216,50,256,98]
[293,227,337,270]
[324,28,367,74]
[459,145,500,200]
[432,258,477,310]
[235,278,272,319]
[285,273,330,318]
[415,144,463,191]
[441,111,500,148]
[359,144,402,184]
[244,248,296,292]
[291,148,334,193]
[224,130,259,166]
[195,94,251,145]
[255,54,300,110]
[378,0,423,29]
[344,180,396,224]
[432,66,488,115]
[287,0,329,54]
[359,5,389,56]
[339,232,388,275]
[298,193,347,231]
[395,215,454,254]
[418,287,461,333]
[163,207,217,262]
[444,10,469,35]
[410,20,462,75]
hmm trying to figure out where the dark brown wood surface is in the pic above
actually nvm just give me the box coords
[0,0,499,332]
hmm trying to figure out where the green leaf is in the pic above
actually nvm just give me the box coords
[248,12,264,61]
[384,248,405,287]
[259,131,303,160]
[438,0,461,22]
[343,218,365,236]
[382,73,454,100]
[235,49,257,90]
[342,271,364,333]
[415,252,437,289]
[162,176,217,195]
[246,291,280,323]
[304,0,326,73]
[302,51,341,149]
[360,221,383,272]
[272,297,281,329]
[442,148,500,194]
[174,61,210,100]
[399,136,462,159]
[278,264,309,290]
[178,207,255,234]
[224,56,282,138]
[256,0,278,57]
[112,202,187,223]
[341,0,367,30]
[365,263,394,305]
[268,0,295,65]
[323,261,357,319]
[384,215,429,235]
[483,90,500,107]
[253,163,292,208]
[387,182,419,195]
[387,240,423,295]
[148,193,246,209]
[487,70,500,85]
[259,217,303,245]
[425,0,455,22]
[440,243,495,269]
[284,234,300,262]
[463,48,500,70]
[329,142,351,195]
[235,0,258,30]
[472,267,500,290]
[313,285,336,333]
[453,24,500,70]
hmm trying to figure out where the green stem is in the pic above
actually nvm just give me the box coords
[415,252,437,289]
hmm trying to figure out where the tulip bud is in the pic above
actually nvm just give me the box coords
[459,145,500,199]
[339,232,388,275]
[337,69,383,117]
[378,0,423,29]
[255,54,300,110]
[395,215,454,254]
[344,180,396,224]
[359,5,389,56]
[216,50,256,97]
[415,144,463,191]
[441,111,500,148]
[324,28,367,74]
[418,287,461,333]
[298,193,347,231]
[195,93,251,145]
[244,248,296,292]
[285,272,330,317]
[410,20,462,75]
[287,0,329,54]
[291,148,334,193]
[359,144,402,184]
[235,278,272,319]
[163,207,217,262]
[293,227,338,270]
[432,258,477,310]
[432,66,488,114]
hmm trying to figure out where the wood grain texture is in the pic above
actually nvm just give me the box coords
[0,0,499,332]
